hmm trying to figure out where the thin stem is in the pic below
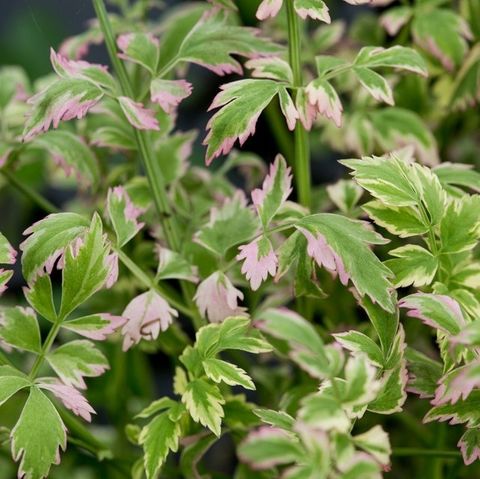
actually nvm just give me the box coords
[29,315,64,379]
[392,448,460,458]
[2,169,58,214]
[265,102,295,161]
[115,248,193,317]
[92,0,205,329]
[285,0,311,208]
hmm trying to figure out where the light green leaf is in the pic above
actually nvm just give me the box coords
[450,44,480,110]
[353,425,391,466]
[136,397,178,419]
[245,57,293,83]
[21,213,90,283]
[354,46,428,77]
[0,366,31,407]
[363,201,428,238]
[385,244,438,287]
[440,196,480,254]
[0,307,41,353]
[400,293,465,335]
[424,391,480,427]
[0,270,13,295]
[458,428,480,465]
[24,275,56,323]
[342,354,380,407]
[299,391,350,432]
[412,9,471,71]
[380,6,413,36]
[195,192,258,256]
[23,78,103,141]
[253,154,292,227]
[238,428,302,469]
[0,232,16,265]
[253,409,295,430]
[369,108,438,166]
[107,187,144,247]
[294,0,330,23]
[139,411,181,479]
[166,9,281,78]
[433,162,480,194]
[60,214,110,317]
[29,131,99,187]
[405,347,442,399]
[205,79,280,164]
[182,378,225,436]
[333,330,383,367]
[298,214,395,312]
[117,32,159,74]
[203,358,255,390]
[195,316,272,358]
[47,340,109,388]
[326,179,363,213]
[156,247,198,283]
[11,387,67,479]
[354,67,393,105]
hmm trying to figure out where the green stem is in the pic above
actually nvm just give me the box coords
[115,248,193,318]
[29,315,65,379]
[1,169,58,214]
[265,102,295,161]
[285,0,311,208]
[92,0,205,329]
[392,448,460,458]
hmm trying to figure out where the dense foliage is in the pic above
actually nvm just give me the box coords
[1,0,480,477]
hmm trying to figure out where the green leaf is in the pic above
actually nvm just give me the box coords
[167,9,281,77]
[60,214,110,317]
[342,154,419,207]
[139,411,181,479]
[412,9,470,71]
[0,366,31,407]
[298,214,395,312]
[458,428,480,465]
[354,67,393,105]
[385,244,438,287]
[136,397,178,419]
[363,201,428,238]
[424,391,480,427]
[368,360,408,414]
[0,269,13,295]
[21,213,90,283]
[440,196,480,254]
[23,78,103,141]
[203,358,255,390]
[400,293,465,335]
[253,155,292,228]
[299,391,350,432]
[0,232,15,265]
[117,32,159,74]
[11,387,67,479]
[433,162,480,194]
[0,307,41,353]
[47,340,109,388]
[294,0,330,23]
[254,409,295,430]
[369,108,438,165]
[326,179,363,214]
[195,192,258,256]
[205,79,280,163]
[238,428,302,469]
[450,44,480,110]
[107,187,144,247]
[182,378,225,436]
[256,308,327,359]
[29,131,99,187]
[333,330,383,367]
[246,57,293,83]
[156,247,198,283]
[180,433,217,479]
[405,347,442,398]
[342,354,380,407]
[360,297,399,360]
[353,426,391,466]
[354,46,428,77]
[24,275,56,323]
[195,316,272,358]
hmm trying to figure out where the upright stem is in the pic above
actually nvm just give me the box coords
[92,0,205,329]
[285,0,311,208]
